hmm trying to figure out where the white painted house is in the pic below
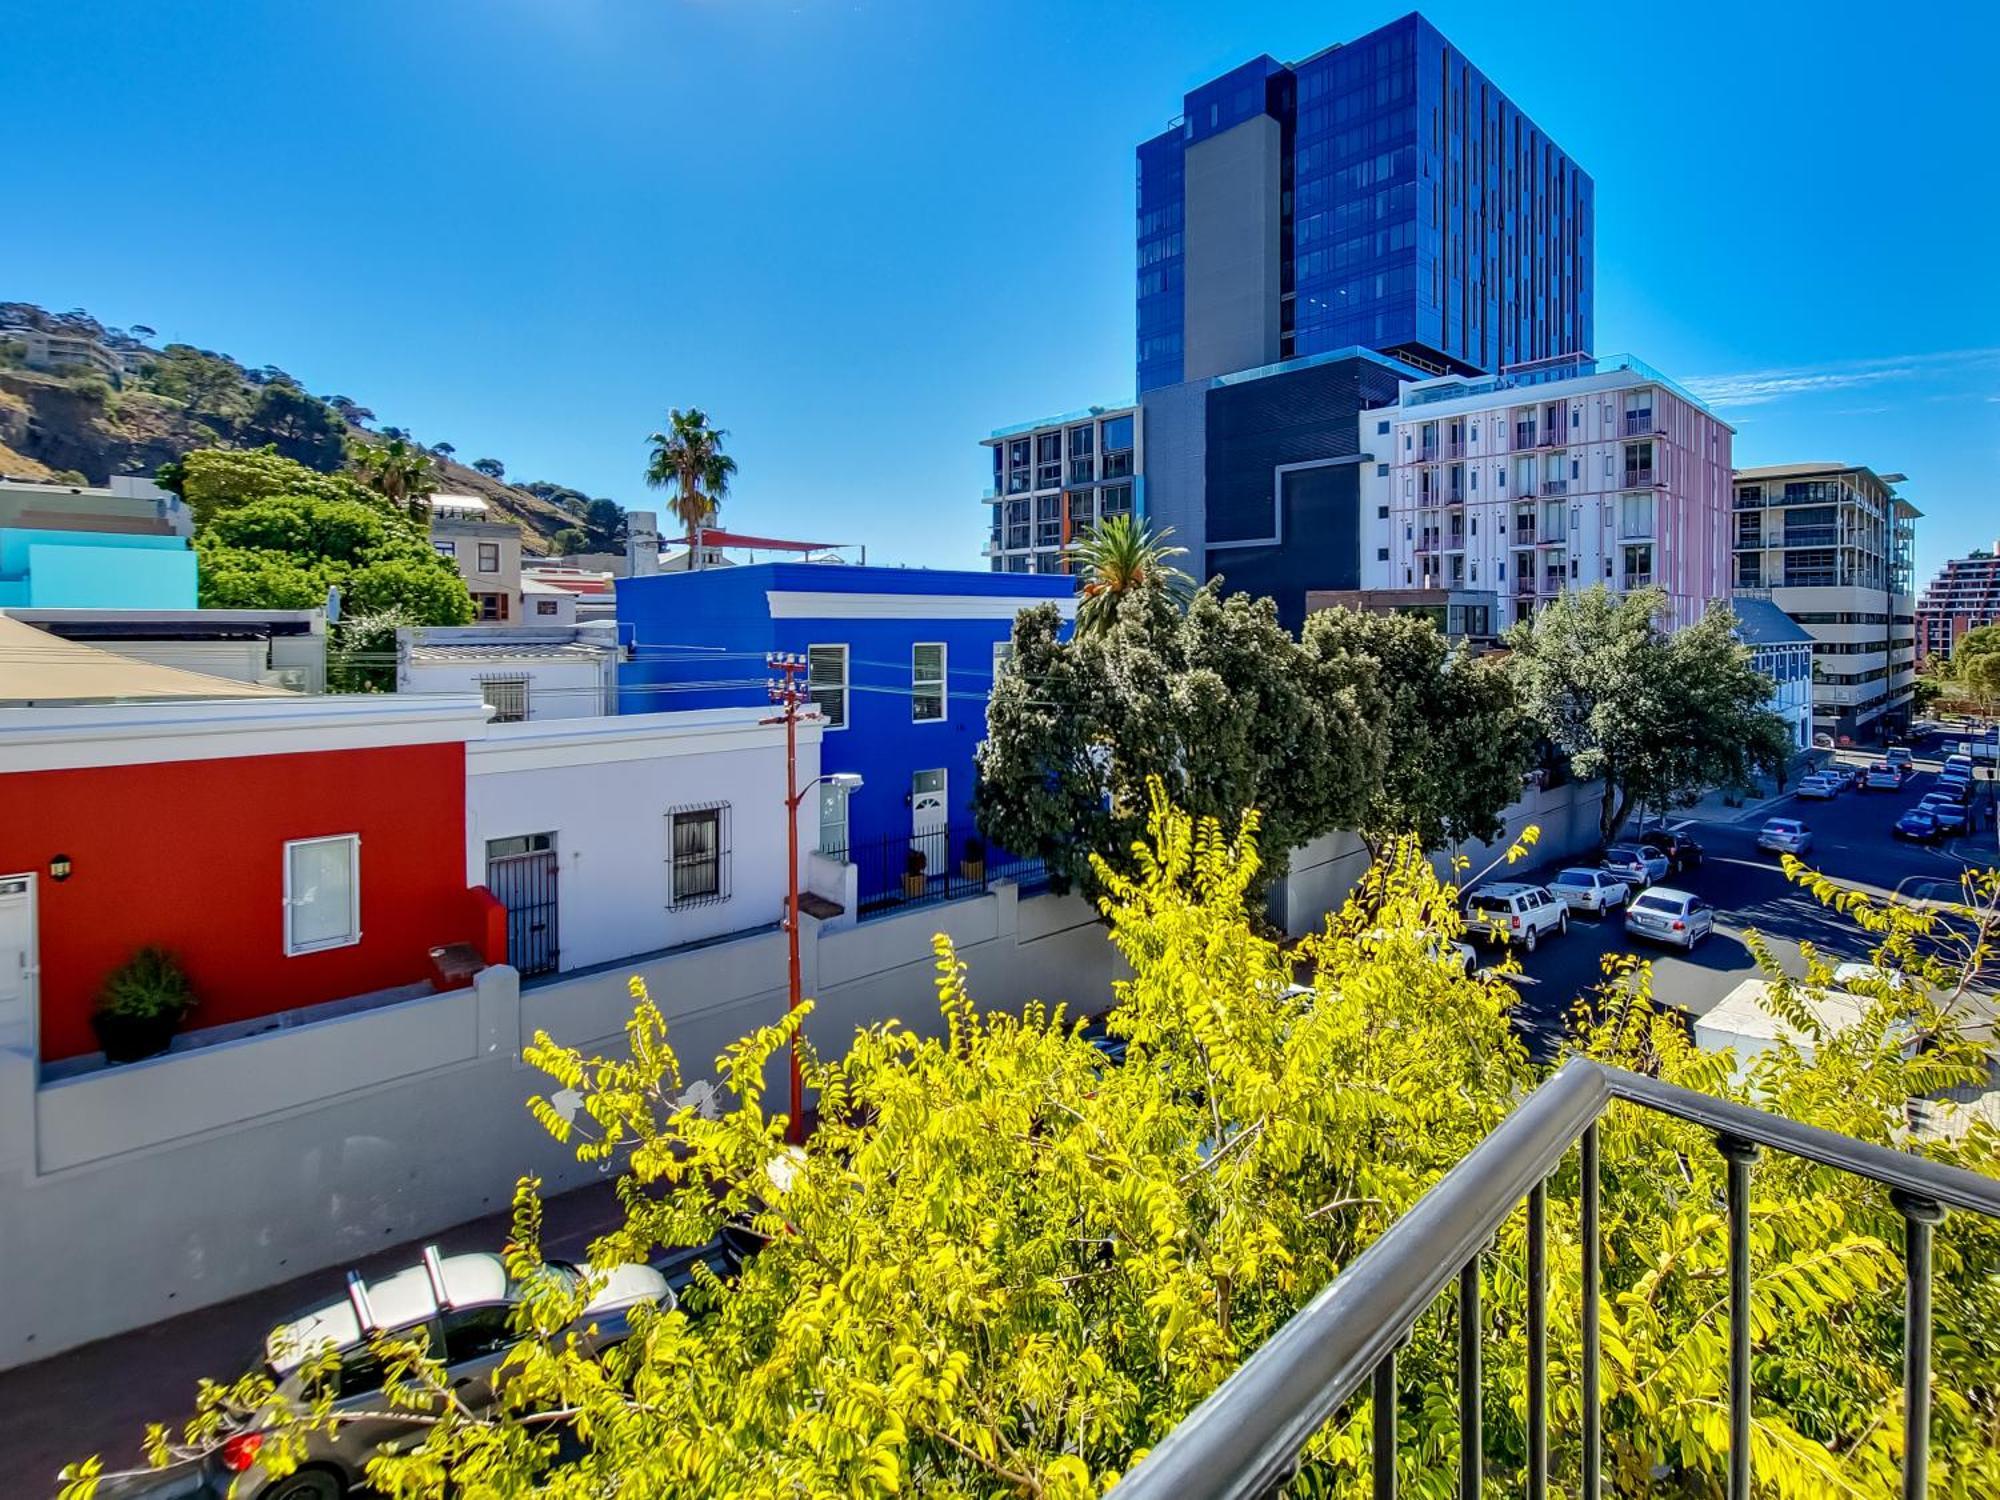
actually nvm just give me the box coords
[397,623,620,722]
[464,707,825,977]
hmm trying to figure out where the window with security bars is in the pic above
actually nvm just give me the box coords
[480,676,529,723]
[666,804,730,908]
[807,645,847,729]
[912,643,946,722]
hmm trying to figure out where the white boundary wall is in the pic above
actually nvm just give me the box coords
[0,883,1113,1370]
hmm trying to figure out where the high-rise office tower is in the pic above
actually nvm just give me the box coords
[1137,13,1594,394]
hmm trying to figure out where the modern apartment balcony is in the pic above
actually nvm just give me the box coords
[1419,443,1440,462]
[1513,423,1537,449]
[1514,575,1537,598]
[1783,528,1839,549]
[1623,572,1655,589]
[1537,528,1568,546]
[1111,1057,2000,1500]
[1441,439,1467,460]
[1541,572,1567,594]
[1624,469,1660,488]
[1622,410,1657,436]
[1620,521,1656,542]
[1540,479,1568,497]
[1513,522,1536,545]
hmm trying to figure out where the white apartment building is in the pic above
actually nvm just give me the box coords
[981,404,1141,575]
[1732,463,1919,743]
[1353,355,1734,639]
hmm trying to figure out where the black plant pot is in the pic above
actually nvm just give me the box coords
[92,1011,180,1064]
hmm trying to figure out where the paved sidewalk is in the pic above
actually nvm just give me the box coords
[0,1178,623,1493]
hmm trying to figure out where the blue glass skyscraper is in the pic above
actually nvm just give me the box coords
[1136,13,1593,393]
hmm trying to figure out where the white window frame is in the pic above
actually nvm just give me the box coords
[283,834,361,957]
[911,642,946,724]
[807,644,848,730]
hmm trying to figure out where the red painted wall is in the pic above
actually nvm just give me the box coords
[0,743,475,1061]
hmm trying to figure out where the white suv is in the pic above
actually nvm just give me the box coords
[1465,882,1569,952]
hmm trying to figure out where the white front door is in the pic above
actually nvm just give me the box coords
[911,769,947,868]
[0,875,37,1054]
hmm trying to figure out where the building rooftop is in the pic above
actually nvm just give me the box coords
[1731,595,1815,647]
[986,403,1134,441]
[0,615,294,705]
[1394,353,1725,424]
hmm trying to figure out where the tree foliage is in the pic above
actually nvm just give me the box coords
[1507,586,1794,842]
[346,435,438,521]
[645,407,736,543]
[974,587,1382,898]
[472,457,506,480]
[1069,515,1192,636]
[1305,605,1534,852]
[169,447,472,625]
[68,792,2000,1499]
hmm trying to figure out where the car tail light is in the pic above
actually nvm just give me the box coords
[1510,916,1520,930]
[221,1432,264,1473]
[1671,920,1685,931]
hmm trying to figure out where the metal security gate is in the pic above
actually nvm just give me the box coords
[486,846,559,977]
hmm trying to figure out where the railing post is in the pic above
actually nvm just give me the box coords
[1719,1133,1762,1500]
[1372,1348,1397,1499]
[1891,1189,1946,1500]
[1459,1257,1481,1497]
[1581,1123,1601,1500]
[1526,1181,1547,1500]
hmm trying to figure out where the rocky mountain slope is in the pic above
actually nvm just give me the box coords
[0,303,614,555]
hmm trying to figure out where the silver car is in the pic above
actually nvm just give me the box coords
[1755,818,1812,856]
[1624,887,1715,950]
[1548,867,1631,914]
[209,1247,671,1498]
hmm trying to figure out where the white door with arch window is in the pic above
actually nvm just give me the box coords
[0,875,37,1054]
[911,769,947,869]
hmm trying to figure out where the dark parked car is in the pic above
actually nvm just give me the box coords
[1636,826,1704,873]
[1895,808,1945,844]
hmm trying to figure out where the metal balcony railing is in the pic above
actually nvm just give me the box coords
[1625,468,1659,487]
[1109,1057,2000,1500]
[1623,410,1655,436]
[1514,423,1537,449]
[1541,479,1568,497]
[1624,572,1655,588]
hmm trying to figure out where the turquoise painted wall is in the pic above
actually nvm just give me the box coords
[0,530,197,609]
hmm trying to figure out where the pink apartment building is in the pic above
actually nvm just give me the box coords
[1353,355,1733,638]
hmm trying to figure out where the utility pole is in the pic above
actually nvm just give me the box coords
[765,653,809,1143]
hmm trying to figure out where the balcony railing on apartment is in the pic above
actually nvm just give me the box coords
[1622,410,1656,436]
[1109,1057,2000,1500]
[1540,479,1568,497]
[1623,572,1655,589]
[1625,468,1659,488]
[838,829,1046,923]
[1513,423,1537,449]
[1783,528,1839,549]
[1513,520,1535,544]
[1515,576,1537,597]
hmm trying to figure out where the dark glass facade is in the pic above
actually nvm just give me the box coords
[1136,13,1592,392]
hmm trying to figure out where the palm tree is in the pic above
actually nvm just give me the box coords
[644,408,737,570]
[346,435,437,522]
[1070,514,1192,635]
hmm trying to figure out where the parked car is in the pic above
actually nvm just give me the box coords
[1636,825,1705,872]
[1796,774,1839,801]
[1919,794,1970,834]
[1548,867,1631,914]
[1464,882,1569,952]
[1863,762,1905,791]
[1624,887,1715,951]
[1937,772,1973,801]
[1600,844,1670,889]
[1944,753,1976,780]
[1895,808,1946,844]
[1831,961,1912,993]
[1824,764,1859,790]
[1885,745,1914,772]
[208,1247,673,1499]
[1756,818,1813,856]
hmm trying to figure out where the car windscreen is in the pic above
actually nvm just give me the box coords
[1552,872,1591,886]
[1630,894,1681,915]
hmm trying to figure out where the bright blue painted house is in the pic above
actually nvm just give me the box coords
[616,563,1074,889]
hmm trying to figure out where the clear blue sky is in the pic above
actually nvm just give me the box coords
[5,0,1995,578]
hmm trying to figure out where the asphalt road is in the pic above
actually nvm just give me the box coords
[1491,756,1999,1059]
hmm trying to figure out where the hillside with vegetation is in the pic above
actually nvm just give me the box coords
[0,302,627,556]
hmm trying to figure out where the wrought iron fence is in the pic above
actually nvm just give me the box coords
[835,829,1047,922]
[1109,1057,2000,1500]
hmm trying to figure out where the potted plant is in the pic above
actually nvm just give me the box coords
[902,847,928,899]
[959,837,987,882]
[93,947,196,1063]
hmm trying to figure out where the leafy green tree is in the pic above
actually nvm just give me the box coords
[583,496,627,551]
[169,448,471,624]
[551,526,588,555]
[243,381,346,468]
[975,586,1382,898]
[346,435,438,521]
[1305,605,1534,853]
[67,795,2000,1498]
[1961,651,2000,717]
[645,408,736,563]
[138,343,247,420]
[327,604,423,693]
[1070,515,1192,636]
[472,456,505,479]
[1507,586,1793,842]
[1952,623,2000,671]
[157,445,364,524]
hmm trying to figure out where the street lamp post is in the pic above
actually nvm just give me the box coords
[764,653,860,1144]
